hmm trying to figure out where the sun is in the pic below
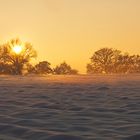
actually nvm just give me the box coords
[12,45,23,54]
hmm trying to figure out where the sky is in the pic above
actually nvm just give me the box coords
[0,0,140,73]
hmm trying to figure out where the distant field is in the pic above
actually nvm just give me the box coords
[0,75,140,140]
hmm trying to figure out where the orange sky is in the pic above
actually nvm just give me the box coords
[0,0,140,73]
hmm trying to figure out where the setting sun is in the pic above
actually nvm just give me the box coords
[12,45,23,54]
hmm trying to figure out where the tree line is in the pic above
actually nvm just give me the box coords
[87,48,140,74]
[0,39,78,75]
[0,39,139,75]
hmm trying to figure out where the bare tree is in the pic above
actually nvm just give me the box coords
[34,61,52,74]
[130,55,140,73]
[0,62,13,74]
[87,48,121,74]
[87,48,140,74]
[0,38,37,75]
[54,62,78,75]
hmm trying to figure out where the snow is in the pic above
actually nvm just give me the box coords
[0,75,139,140]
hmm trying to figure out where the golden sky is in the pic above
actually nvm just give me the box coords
[0,0,140,73]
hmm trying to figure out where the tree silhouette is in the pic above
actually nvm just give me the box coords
[54,62,78,75]
[0,38,37,75]
[26,64,36,74]
[34,61,52,74]
[117,54,133,73]
[87,48,140,74]
[87,48,121,74]
[133,55,140,73]
[0,62,13,74]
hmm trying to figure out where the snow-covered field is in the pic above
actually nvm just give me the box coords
[0,75,139,140]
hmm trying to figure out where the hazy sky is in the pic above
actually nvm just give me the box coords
[0,0,140,73]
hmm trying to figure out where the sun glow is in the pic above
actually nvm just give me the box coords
[12,45,23,54]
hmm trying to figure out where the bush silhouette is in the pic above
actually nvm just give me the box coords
[32,61,52,74]
[54,62,78,75]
